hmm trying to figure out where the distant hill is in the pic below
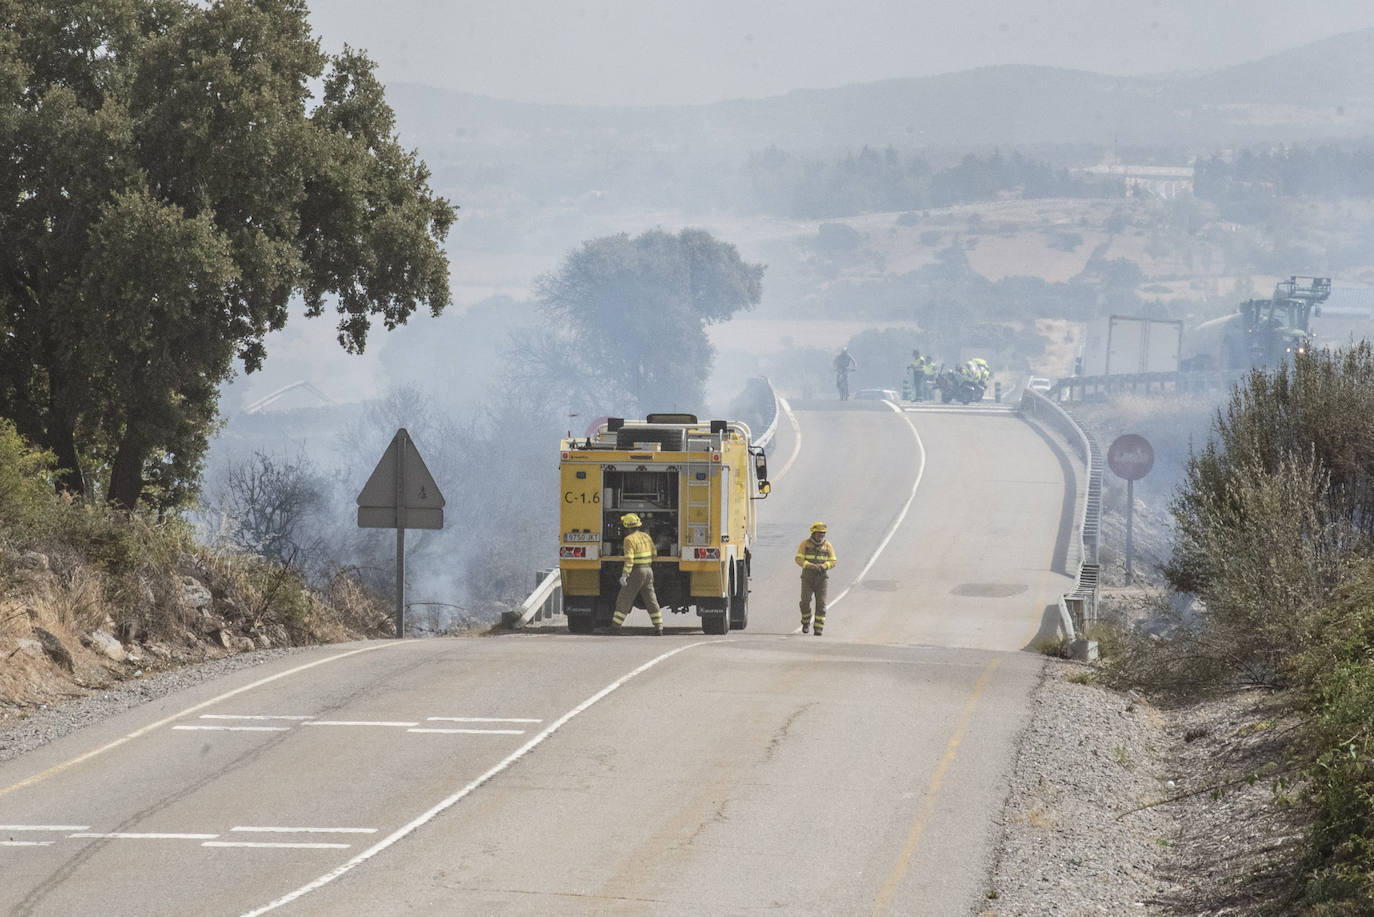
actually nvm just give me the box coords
[390,28,1374,157]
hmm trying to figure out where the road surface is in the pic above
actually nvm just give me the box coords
[0,398,1080,916]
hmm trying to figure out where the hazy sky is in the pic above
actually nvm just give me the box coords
[304,0,1374,107]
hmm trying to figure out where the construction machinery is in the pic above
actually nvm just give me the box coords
[558,413,769,635]
[1182,276,1331,371]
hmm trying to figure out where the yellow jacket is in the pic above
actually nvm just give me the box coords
[622,529,655,575]
[794,537,837,573]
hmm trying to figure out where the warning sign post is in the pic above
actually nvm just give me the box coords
[356,429,445,636]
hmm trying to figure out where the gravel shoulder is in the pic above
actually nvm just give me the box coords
[983,657,1307,916]
[0,646,308,763]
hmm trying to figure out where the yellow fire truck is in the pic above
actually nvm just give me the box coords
[558,413,770,634]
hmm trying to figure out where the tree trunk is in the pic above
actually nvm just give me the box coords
[108,436,146,510]
[44,382,88,497]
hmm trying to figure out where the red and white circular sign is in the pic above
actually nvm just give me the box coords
[1107,434,1154,481]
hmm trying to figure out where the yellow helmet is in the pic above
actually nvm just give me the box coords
[810,521,827,534]
[620,513,642,529]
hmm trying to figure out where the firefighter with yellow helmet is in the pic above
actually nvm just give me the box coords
[607,513,664,635]
[795,521,837,635]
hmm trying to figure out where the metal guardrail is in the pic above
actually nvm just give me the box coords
[503,569,562,628]
[1019,390,1102,641]
[1050,369,1241,403]
[508,378,782,630]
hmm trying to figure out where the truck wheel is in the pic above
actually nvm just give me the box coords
[728,565,749,631]
[702,612,728,635]
[567,614,595,634]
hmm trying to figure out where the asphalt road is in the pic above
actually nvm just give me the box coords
[0,397,1079,916]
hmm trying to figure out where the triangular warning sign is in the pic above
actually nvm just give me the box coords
[356,429,445,529]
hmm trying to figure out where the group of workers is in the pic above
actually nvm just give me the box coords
[605,515,838,638]
[905,349,992,401]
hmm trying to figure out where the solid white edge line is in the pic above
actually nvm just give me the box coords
[1,841,54,846]
[237,641,711,917]
[771,396,802,483]
[825,400,926,611]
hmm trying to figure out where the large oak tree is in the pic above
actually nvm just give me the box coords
[0,0,456,509]
[529,228,764,417]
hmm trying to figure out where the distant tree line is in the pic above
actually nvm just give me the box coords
[1194,144,1374,218]
[742,146,1126,219]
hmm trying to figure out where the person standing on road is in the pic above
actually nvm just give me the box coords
[609,513,664,635]
[833,347,856,400]
[795,521,837,635]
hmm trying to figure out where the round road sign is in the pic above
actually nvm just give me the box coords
[1107,434,1154,481]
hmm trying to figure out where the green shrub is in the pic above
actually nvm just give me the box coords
[0,418,57,531]
[1290,563,1374,910]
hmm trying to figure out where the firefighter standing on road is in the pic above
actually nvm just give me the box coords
[795,521,837,635]
[609,513,664,635]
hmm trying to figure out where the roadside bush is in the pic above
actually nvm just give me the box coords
[0,418,57,532]
[1289,562,1374,912]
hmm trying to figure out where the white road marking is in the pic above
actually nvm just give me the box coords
[231,827,377,834]
[204,841,351,850]
[0,642,404,799]
[0,825,89,831]
[825,401,926,612]
[70,832,218,840]
[425,717,542,723]
[238,641,712,917]
[1,841,54,847]
[300,720,418,728]
[172,726,291,732]
[407,728,525,735]
[771,396,802,483]
[199,714,315,721]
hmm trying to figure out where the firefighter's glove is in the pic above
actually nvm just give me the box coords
[619,574,628,587]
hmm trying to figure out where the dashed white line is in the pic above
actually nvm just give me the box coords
[70,832,219,840]
[300,720,418,728]
[0,825,89,831]
[425,717,542,723]
[204,841,351,850]
[199,715,315,721]
[407,728,525,735]
[2,841,54,847]
[173,726,291,732]
[231,827,377,834]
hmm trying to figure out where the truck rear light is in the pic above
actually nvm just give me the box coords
[560,546,598,559]
[693,548,720,560]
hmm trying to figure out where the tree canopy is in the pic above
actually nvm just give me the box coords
[529,228,764,416]
[0,0,456,509]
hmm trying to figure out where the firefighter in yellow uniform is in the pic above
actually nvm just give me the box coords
[610,513,664,635]
[795,521,837,635]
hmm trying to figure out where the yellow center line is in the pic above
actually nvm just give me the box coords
[0,642,402,799]
[873,657,1003,914]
